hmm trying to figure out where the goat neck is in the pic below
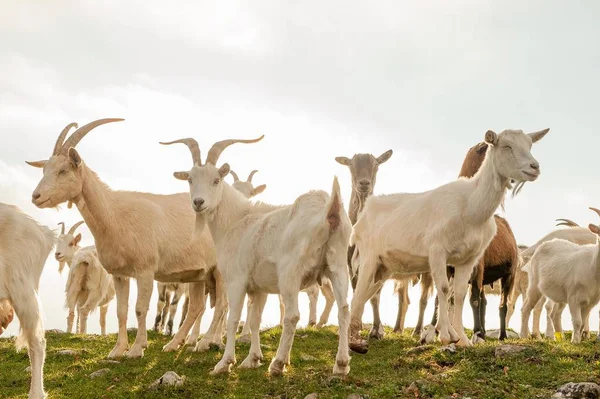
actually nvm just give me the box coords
[465,150,508,225]
[206,183,253,245]
[74,163,116,236]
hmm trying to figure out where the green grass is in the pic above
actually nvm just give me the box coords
[1,327,600,398]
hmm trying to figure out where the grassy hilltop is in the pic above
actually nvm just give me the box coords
[1,327,599,398]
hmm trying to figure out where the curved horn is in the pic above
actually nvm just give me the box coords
[57,222,65,235]
[590,207,600,219]
[205,135,264,165]
[160,138,201,166]
[247,170,258,183]
[68,221,85,235]
[53,122,78,156]
[556,218,580,227]
[60,118,124,155]
[230,170,240,182]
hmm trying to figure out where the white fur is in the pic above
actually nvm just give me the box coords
[0,203,55,399]
[349,129,548,350]
[65,246,115,335]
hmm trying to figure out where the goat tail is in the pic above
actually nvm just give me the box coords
[325,176,343,233]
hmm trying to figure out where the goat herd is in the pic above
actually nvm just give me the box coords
[1,119,598,399]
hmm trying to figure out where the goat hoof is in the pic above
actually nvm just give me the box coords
[333,359,350,376]
[456,337,472,347]
[307,321,316,327]
[163,341,181,352]
[471,334,485,345]
[107,346,128,359]
[125,345,145,358]
[268,359,286,376]
[349,340,369,354]
[369,326,384,340]
[239,354,263,369]
[210,361,232,375]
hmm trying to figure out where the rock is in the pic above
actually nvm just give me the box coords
[99,360,121,365]
[56,349,80,356]
[440,343,457,353]
[46,329,65,334]
[89,369,111,379]
[407,345,433,355]
[551,382,600,398]
[494,345,528,358]
[304,394,318,399]
[486,329,519,339]
[149,371,186,389]
[300,353,318,361]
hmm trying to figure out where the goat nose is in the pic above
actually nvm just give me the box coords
[193,198,205,208]
[530,162,540,170]
[359,179,371,187]
[32,192,41,201]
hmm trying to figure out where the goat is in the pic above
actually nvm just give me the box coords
[232,170,335,341]
[55,220,85,333]
[517,218,596,340]
[421,140,521,344]
[349,128,549,353]
[27,119,227,358]
[154,282,188,336]
[65,246,115,335]
[0,203,55,399]
[161,135,352,377]
[521,207,600,343]
[335,150,434,338]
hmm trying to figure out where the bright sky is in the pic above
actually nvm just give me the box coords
[2,1,600,338]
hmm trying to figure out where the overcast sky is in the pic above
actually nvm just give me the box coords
[2,1,599,337]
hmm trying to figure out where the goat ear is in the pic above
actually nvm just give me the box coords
[335,156,350,166]
[219,163,230,178]
[251,184,267,196]
[25,160,47,168]
[376,150,393,164]
[529,128,550,143]
[72,233,82,246]
[484,130,498,145]
[173,171,189,181]
[476,143,488,154]
[589,224,600,235]
[68,148,82,168]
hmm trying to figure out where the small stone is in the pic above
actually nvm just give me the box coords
[407,345,433,355]
[300,353,318,361]
[89,369,111,379]
[494,345,528,358]
[99,360,121,365]
[304,394,318,399]
[551,382,600,399]
[56,349,80,356]
[46,329,65,334]
[440,343,457,353]
[149,371,186,389]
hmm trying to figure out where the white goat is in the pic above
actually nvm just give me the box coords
[348,128,549,353]
[27,119,227,359]
[0,203,55,399]
[161,136,352,377]
[521,207,600,343]
[65,246,115,335]
[231,170,335,340]
[55,220,85,333]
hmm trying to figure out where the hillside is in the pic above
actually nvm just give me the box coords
[1,327,599,398]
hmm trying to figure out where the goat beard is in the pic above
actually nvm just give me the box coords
[193,212,208,239]
[511,180,527,197]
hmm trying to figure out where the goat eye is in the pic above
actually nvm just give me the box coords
[213,179,220,185]
[58,170,67,176]
[504,146,512,151]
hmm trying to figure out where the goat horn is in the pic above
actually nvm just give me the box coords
[590,207,600,219]
[68,221,85,235]
[230,170,240,182]
[159,138,202,166]
[53,122,78,156]
[556,218,579,227]
[57,222,65,235]
[60,118,124,155]
[247,170,258,183]
[205,135,264,165]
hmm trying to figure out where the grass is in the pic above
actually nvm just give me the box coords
[1,327,600,398]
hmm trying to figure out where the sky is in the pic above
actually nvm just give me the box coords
[1,0,600,338]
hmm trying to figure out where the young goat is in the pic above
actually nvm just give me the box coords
[0,203,55,399]
[28,119,227,359]
[161,136,352,377]
[521,207,600,343]
[349,128,549,353]
[335,150,434,338]
[65,246,115,335]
